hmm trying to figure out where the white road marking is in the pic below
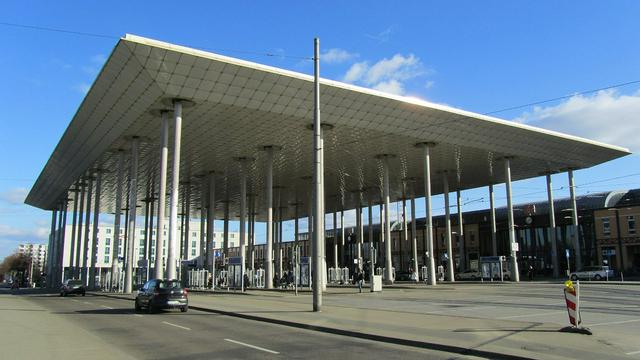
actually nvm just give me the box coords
[626,350,640,355]
[498,311,565,319]
[589,319,640,327]
[133,314,143,317]
[70,299,79,302]
[83,302,91,305]
[162,321,191,331]
[100,305,113,309]
[224,338,279,354]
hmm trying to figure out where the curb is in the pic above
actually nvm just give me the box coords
[91,292,533,360]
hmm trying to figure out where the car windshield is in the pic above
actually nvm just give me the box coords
[158,280,182,289]
[68,280,83,286]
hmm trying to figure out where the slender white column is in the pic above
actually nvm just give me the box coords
[124,137,139,293]
[333,210,338,269]
[421,144,436,286]
[89,169,102,289]
[443,173,454,282]
[182,183,191,284]
[340,210,345,267]
[568,169,582,271]
[147,190,154,281]
[47,209,57,288]
[53,204,63,285]
[111,151,125,288]
[74,181,85,278]
[457,189,465,272]
[504,158,520,282]
[81,176,93,286]
[379,201,384,268]
[278,206,284,279]
[489,184,497,256]
[239,159,247,290]
[382,157,393,284]
[265,148,274,289]
[546,173,559,277]
[142,196,150,281]
[199,189,206,268]
[368,196,373,264]
[411,193,418,280]
[154,112,169,279]
[223,201,229,258]
[167,101,183,280]
[402,197,408,271]
[206,172,215,278]
[356,204,363,271]
[68,185,79,277]
[312,38,323,311]
[59,201,69,284]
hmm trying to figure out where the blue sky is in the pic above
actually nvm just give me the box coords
[1,1,640,260]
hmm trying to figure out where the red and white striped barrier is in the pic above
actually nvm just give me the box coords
[561,280,591,335]
[564,280,579,326]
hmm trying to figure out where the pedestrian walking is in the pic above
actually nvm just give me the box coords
[356,271,364,293]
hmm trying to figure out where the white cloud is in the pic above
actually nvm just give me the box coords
[515,89,640,153]
[0,187,28,205]
[321,48,358,64]
[0,224,50,260]
[342,54,429,95]
[366,26,396,43]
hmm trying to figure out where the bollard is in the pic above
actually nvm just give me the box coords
[560,280,592,335]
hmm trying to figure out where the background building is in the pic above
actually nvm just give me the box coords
[17,243,47,273]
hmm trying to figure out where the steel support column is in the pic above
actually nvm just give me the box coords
[457,189,465,272]
[89,169,102,289]
[420,143,436,286]
[568,169,582,271]
[312,38,323,311]
[111,150,125,290]
[167,101,184,280]
[81,176,93,286]
[546,173,559,277]
[239,159,247,290]
[74,181,86,278]
[154,111,170,279]
[443,173,454,282]
[264,146,274,289]
[489,184,497,256]
[206,172,215,277]
[47,209,58,288]
[411,193,418,280]
[124,137,139,293]
[382,157,393,284]
[504,158,520,282]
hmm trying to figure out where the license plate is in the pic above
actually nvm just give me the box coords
[167,300,180,305]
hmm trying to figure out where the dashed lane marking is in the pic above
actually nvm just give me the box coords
[224,338,279,354]
[162,321,191,331]
[589,318,640,327]
[100,305,114,309]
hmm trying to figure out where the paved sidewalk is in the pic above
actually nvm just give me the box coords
[95,287,632,360]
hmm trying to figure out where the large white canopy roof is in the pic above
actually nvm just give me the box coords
[26,34,630,220]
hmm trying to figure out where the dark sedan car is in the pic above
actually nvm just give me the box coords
[135,279,188,313]
[60,279,85,296]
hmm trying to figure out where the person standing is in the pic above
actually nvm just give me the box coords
[356,271,364,293]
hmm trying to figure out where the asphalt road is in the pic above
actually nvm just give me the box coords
[0,291,483,360]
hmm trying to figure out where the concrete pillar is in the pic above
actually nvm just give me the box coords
[111,150,125,289]
[124,137,139,293]
[340,209,345,267]
[568,169,582,271]
[89,169,102,289]
[419,143,436,286]
[379,201,384,267]
[381,156,393,284]
[59,200,69,284]
[312,37,323,311]
[457,189,465,272]
[68,184,79,278]
[356,203,363,271]
[411,193,418,280]
[199,186,206,268]
[147,190,154,281]
[81,176,93,285]
[74,180,86,279]
[206,172,215,277]
[489,184,497,256]
[504,157,520,282]
[402,197,408,271]
[368,196,373,265]
[154,111,170,279]
[546,173,559,278]
[333,210,338,269]
[167,100,184,280]
[239,158,248,290]
[264,146,274,289]
[223,200,229,258]
[181,182,191,284]
[443,173,454,282]
[278,206,284,279]
[142,195,150,281]
[47,209,57,288]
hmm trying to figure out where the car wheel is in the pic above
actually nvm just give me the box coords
[180,306,188,313]
[594,274,602,280]
[454,275,460,281]
[60,292,64,297]
[134,300,141,312]
[147,303,155,314]
[504,275,510,281]
[81,292,86,296]
[571,274,578,281]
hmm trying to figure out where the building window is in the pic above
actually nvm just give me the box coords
[602,217,611,236]
[139,239,144,247]
[628,215,636,234]
[105,247,110,255]
[213,241,216,248]
[139,248,144,256]
[105,238,111,245]
[141,230,145,235]
[104,256,110,263]
[106,228,111,234]
[151,240,156,246]
[191,249,196,256]
[192,232,197,237]
[231,233,235,238]
[191,240,196,249]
